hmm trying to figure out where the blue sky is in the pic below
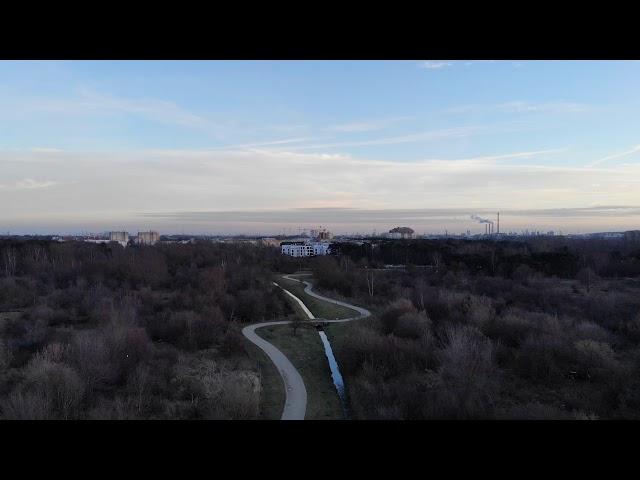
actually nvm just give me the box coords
[1,60,640,234]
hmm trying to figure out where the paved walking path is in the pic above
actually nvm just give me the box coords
[241,274,370,420]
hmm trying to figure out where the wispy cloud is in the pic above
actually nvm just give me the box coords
[463,60,496,67]
[0,178,57,190]
[275,126,486,151]
[207,137,320,151]
[446,101,591,115]
[76,88,220,132]
[30,147,63,153]
[419,61,453,70]
[8,88,224,135]
[589,144,640,167]
[3,147,640,233]
[498,101,590,113]
[327,117,410,133]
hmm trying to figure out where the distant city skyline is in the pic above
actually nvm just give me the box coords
[2,60,640,234]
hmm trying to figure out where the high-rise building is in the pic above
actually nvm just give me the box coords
[136,231,160,245]
[311,227,333,240]
[109,231,129,243]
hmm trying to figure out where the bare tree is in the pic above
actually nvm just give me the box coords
[129,364,150,414]
[431,251,442,272]
[365,268,375,298]
[3,247,17,277]
[577,267,596,293]
[415,276,426,311]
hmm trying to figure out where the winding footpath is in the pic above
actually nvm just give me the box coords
[241,274,371,420]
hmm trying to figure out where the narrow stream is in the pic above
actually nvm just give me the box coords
[317,329,351,420]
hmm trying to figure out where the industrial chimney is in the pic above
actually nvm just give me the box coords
[497,212,500,235]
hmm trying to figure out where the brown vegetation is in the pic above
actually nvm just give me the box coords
[320,237,640,419]
[0,240,297,419]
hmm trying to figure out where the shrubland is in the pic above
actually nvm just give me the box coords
[320,237,640,419]
[0,240,297,419]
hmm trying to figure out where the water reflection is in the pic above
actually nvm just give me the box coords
[318,330,351,419]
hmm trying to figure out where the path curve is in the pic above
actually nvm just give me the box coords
[282,274,371,322]
[241,320,307,420]
[241,274,370,420]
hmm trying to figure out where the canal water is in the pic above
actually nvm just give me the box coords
[318,329,351,419]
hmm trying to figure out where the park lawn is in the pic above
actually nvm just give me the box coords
[257,323,344,420]
[276,275,358,320]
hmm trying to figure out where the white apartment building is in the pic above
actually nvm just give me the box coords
[312,243,330,255]
[281,242,330,257]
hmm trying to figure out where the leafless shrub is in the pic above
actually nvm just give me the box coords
[379,298,415,335]
[622,313,640,342]
[513,264,534,284]
[0,340,13,370]
[438,325,494,377]
[421,325,499,419]
[394,311,432,340]
[172,356,259,419]
[87,396,140,420]
[35,342,67,363]
[70,330,113,389]
[1,390,51,419]
[497,402,571,420]
[464,294,495,329]
[484,309,538,347]
[517,334,566,380]
[127,364,151,414]
[23,317,50,350]
[2,357,85,419]
[29,305,55,324]
[577,267,597,293]
[105,325,154,382]
[573,410,599,420]
[574,339,621,380]
[574,321,614,344]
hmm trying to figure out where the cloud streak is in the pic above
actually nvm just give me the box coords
[2,147,640,234]
[326,117,410,133]
[275,125,489,151]
[446,101,592,115]
[589,144,640,167]
[419,61,453,70]
[0,178,57,190]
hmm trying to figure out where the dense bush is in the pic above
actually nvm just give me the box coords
[0,240,293,419]
[319,236,640,419]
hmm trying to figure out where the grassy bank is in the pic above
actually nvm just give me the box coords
[257,323,343,420]
[244,340,286,420]
[277,275,358,320]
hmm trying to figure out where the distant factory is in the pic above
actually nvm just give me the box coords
[471,213,502,236]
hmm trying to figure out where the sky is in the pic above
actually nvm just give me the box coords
[1,60,640,235]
